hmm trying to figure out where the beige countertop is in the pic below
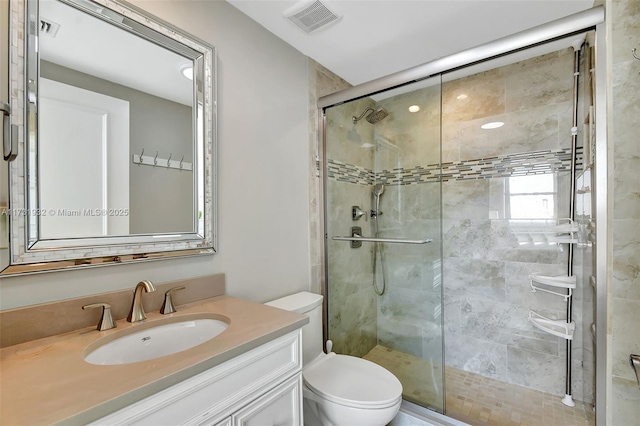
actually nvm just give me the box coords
[0,295,308,425]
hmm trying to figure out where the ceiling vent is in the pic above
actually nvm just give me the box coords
[283,1,342,34]
[39,18,61,38]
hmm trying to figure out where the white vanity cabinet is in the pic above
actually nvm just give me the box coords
[212,374,302,426]
[231,374,301,426]
[90,330,303,426]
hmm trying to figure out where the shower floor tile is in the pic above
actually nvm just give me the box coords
[363,345,595,426]
[363,345,444,410]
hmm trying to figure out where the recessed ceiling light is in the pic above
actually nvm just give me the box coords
[180,64,193,81]
[481,121,504,130]
[408,105,420,113]
[456,94,468,100]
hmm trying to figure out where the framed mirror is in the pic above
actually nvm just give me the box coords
[4,0,216,275]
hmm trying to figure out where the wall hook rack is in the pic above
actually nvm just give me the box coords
[132,149,193,171]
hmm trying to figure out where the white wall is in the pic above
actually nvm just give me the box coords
[0,0,311,309]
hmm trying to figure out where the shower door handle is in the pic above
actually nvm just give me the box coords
[332,234,432,244]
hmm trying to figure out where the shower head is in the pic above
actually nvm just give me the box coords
[373,184,385,197]
[366,107,389,124]
[352,107,389,124]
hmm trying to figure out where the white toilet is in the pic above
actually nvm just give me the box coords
[266,292,402,426]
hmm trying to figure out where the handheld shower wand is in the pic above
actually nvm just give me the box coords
[373,184,385,214]
[372,184,386,296]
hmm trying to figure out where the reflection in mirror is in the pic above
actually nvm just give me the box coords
[35,0,196,239]
[3,0,216,275]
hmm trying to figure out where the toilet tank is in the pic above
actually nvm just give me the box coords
[265,292,323,365]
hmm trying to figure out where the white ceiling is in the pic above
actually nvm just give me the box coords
[227,0,594,86]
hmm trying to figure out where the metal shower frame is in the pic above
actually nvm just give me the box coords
[317,5,608,425]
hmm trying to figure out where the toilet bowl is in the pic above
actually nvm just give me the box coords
[302,352,402,426]
[265,292,402,426]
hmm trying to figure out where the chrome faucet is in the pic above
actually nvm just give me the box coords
[127,280,156,323]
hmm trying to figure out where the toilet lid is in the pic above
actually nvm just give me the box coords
[303,354,402,409]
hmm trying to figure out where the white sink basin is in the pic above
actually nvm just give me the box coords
[84,317,229,365]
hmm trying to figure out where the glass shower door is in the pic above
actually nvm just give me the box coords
[323,76,444,412]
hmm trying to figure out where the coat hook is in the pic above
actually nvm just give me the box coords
[633,48,640,61]
[153,151,158,166]
[167,153,172,167]
[139,148,144,164]
[180,156,184,169]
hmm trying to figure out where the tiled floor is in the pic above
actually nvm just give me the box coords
[364,345,595,426]
[445,366,595,426]
[364,345,444,410]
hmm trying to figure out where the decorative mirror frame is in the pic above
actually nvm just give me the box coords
[4,0,217,275]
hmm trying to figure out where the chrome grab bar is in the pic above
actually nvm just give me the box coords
[332,233,432,245]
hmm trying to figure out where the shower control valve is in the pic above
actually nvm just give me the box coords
[352,206,367,221]
[371,210,383,218]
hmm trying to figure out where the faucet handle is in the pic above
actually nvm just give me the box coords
[83,303,116,331]
[352,206,367,222]
[160,286,186,315]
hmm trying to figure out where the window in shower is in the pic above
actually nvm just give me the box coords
[506,174,557,219]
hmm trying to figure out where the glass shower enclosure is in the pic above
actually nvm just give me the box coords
[321,23,602,425]
[323,76,445,412]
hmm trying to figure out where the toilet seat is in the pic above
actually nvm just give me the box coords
[303,353,402,409]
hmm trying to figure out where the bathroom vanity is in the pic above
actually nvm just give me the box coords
[92,329,303,426]
[0,295,307,425]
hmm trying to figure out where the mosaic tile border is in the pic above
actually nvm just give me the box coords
[328,148,583,186]
[327,159,375,185]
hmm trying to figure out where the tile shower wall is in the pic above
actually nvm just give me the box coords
[606,0,640,422]
[373,84,443,371]
[308,60,352,296]
[440,48,588,400]
[325,97,379,357]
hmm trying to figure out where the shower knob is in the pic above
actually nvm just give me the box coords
[352,206,367,221]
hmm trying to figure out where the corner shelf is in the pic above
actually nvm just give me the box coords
[509,218,579,244]
[529,310,575,340]
[529,274,576,301]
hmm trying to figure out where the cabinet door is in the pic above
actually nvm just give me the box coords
[233,374,302,426]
